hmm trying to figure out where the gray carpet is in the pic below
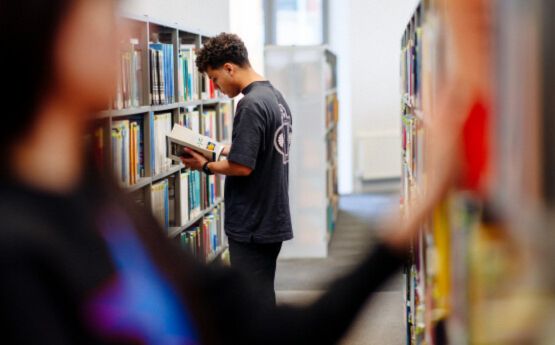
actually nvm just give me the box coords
[276,194,405,345]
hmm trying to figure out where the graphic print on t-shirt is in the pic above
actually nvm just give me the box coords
[274,103,292,164]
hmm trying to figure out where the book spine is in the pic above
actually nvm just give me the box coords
[158,49,166,104]
[149,48,156,105]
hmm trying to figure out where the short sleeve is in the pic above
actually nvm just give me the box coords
[228,106,264,170]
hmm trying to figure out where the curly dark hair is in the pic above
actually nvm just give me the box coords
[196,33,250,73]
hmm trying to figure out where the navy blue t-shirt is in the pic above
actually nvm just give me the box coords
[224,81,293,243]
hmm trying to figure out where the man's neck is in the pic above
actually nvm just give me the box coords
[238,68,266,93]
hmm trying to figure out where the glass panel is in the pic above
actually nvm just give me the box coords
[276,0,323,45]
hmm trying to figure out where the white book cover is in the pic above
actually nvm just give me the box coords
[167,124,224,163]
[153,113,173,175]
[180,171,190,225]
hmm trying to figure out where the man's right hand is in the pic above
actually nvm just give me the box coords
[221,145,231,157]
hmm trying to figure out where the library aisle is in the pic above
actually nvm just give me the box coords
[276,193,405,345]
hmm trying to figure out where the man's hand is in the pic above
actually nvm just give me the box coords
[181,148,208,171]
[221,145,231,157]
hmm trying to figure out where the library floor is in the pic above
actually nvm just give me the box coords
[276,193,405,345]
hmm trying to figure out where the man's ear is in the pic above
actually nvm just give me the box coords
[223,63,234,75]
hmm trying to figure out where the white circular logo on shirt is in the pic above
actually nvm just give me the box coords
[274,104,292,165]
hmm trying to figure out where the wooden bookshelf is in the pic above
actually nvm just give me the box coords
[93,15,233,263]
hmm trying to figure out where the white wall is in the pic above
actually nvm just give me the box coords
[121,0,231,34]
[329,0,420,193]
[329,0,354,195]
[229,0,265,75]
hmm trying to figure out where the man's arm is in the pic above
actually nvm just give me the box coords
[181,148,252,177]
[207,159,252,176]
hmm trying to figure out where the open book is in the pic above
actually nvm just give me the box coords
[167,124,225,162]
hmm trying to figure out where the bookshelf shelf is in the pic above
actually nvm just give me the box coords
[151,165,183,183]
[92,15,233,263]
[168,197,224,239]
[180,100,203,108]
[151,103,180,112]
[102,98,232,119]
[201,98,223,105]
[101,106,152,118]
[126,177,152,192]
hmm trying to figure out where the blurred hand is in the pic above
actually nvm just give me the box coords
[181,148,208,171]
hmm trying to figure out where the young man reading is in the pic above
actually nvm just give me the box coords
[181,33,293,308]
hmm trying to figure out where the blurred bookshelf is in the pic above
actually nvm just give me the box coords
[91,15,234,263]
[401,1,555,344]
[265,46,338,257]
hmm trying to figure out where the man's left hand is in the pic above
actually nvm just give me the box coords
[181,148,208,171]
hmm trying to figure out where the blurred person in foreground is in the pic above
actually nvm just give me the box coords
[0,0,462,344]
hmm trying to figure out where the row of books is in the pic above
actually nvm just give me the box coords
[201,74,217,99]
[178,45,218,101]
[325,93,339,129]
[326,129,337,164]
[107,111,224,184]
[401,114,423,188]
[325,92,339,236]
[102,107,231,186]
[202,109,218,140]
[179,170,202,224]
[178,46,199,102]
[203,174,223,209]
[400,4,496,344]
[219,103,233,143]
[113,39,143,110]
[109,39,223,110]
[178,106,232,144]
[326,165,337,200]
[149,43,216,105]
[148,170,223,232]
[112,118,145,186]
[149,42,175,105]
[400,10,423,109]
[179,206,225,261]
[400,6,429,345]
[181,167,223,217]
[178,109,200,133]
